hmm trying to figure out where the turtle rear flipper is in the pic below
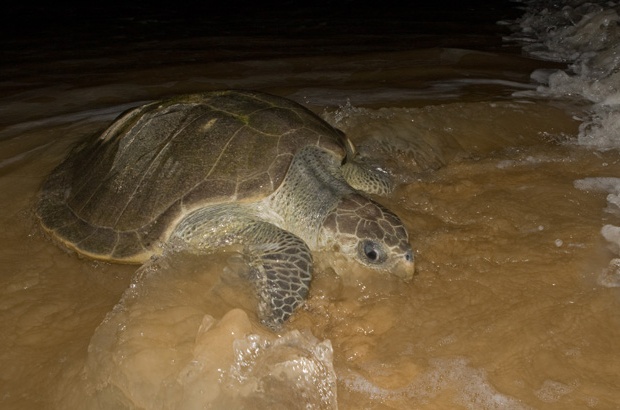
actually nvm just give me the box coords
[341,160,393,196]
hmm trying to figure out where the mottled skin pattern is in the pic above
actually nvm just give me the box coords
[37,90,414,329]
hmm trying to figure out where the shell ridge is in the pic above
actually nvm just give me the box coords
[111,107,210,229]
[73,106,157,216]
[177,119,248,211]
[198,123,245,184]
[72,149,115,217]
[68,127,147,226]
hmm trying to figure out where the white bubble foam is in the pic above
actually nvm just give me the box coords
[599,258,620,287]
[574,177,620,193]
[534,379,575,403]
[506,1,620,150]
[226,330,337,409]
[575,178,620,285]
[343,357,530,409]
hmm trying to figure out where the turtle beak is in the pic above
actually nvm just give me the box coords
[392,248,415,281]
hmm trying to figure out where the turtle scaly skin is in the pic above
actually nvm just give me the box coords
[37,90,414,329]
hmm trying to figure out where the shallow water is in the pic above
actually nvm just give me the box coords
[2,2,620,409]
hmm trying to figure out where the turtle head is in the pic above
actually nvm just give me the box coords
[320,194,414,280]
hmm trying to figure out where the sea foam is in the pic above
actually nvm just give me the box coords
[506,0,620,150]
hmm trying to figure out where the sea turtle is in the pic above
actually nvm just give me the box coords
[36,90,414,329]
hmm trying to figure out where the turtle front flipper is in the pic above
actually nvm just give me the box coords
[174,207,313,329]
[241,222,313,329]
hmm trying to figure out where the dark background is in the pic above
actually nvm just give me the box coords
[2,1,521,55]
[1,0,524,101]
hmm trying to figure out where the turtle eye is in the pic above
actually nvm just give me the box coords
[359,240,386,264]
